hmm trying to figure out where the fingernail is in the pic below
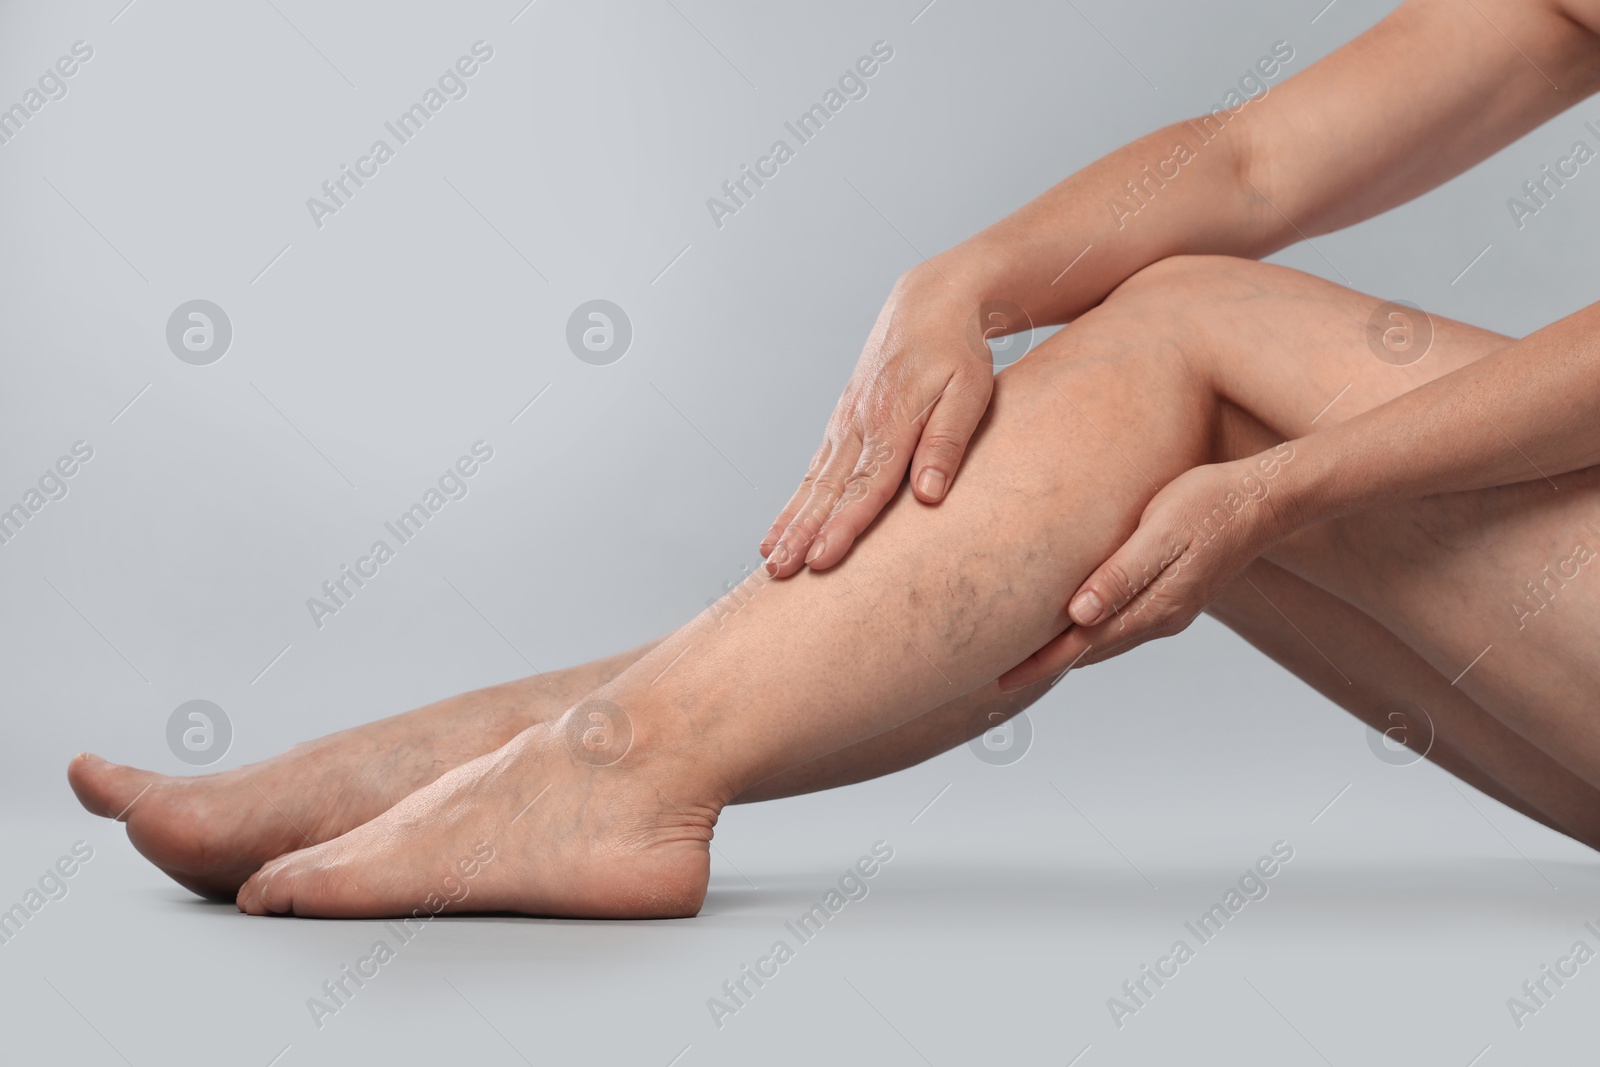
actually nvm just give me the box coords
[765,544,790,574]
[759,541,774,557]
[917,468,947,500]
[1070,590,1103,624]
[805,536,828,565]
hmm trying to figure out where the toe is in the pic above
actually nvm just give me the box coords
[239,849,359,917]
[67,754,161,821]
[238,859,287,915]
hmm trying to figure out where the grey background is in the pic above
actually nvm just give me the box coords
[4,0,1599,1063]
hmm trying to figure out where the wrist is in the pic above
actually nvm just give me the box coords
[1258,435,1337,539]
[898,237,1014,310]
[1241,441,1318,543]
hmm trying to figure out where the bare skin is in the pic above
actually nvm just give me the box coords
[71,255,1600,918]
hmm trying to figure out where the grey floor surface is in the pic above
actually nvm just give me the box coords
[6,624,1597,1066]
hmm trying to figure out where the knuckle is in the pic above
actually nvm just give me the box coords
[916,427,968,459]
[808,471,847,500]
[1149,609,1191,640]
[865,389,901,423]
[1097,562,1138,602]
[854,438,898,478]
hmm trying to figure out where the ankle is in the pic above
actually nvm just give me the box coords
[550,695,738,812]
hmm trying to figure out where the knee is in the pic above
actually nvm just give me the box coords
[1002,255,1269,390]
[1045,253,1291,391]
[1107,254,1277,310]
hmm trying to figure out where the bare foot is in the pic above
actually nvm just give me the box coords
[67,646,654,900]
[236,712,717,920]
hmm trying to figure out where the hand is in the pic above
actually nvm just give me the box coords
[761,270,997,576]
[998,447,1299,690]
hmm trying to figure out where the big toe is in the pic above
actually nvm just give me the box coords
[67,753,162,820]
[238,849,372,918]
[237,857,289,915]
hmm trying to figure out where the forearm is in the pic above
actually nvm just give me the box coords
[1283,304,1600,528]
[914,117,1278,325]
[911,0,1600,328]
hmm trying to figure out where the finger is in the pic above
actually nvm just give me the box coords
[804,433,914,570]
[762,440,832,557]
[768,437,861,576]
[909,374,991,504]
[998,604,1176,691]
[997,627,1097,692]
[1067,525,1190,628]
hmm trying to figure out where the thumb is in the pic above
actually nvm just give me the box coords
[1068,524,1188,627]
[909,375,991,503]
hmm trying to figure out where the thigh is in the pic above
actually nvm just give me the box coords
[1209,559,1600,847]
[1276,464,1600,785]
[1108,255,1600,784]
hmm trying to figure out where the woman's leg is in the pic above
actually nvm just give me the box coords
[229,306,1232,919]
[232,254,1600,921]
[228,256,1600,919]
[77,254,1600,910]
